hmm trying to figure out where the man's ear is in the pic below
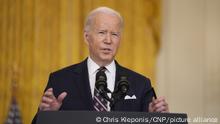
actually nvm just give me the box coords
[84,31,89,45]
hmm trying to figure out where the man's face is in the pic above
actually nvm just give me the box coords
[84,13,121,66]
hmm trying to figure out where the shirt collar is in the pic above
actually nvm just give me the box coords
[87,57,100,76]
[87,57,116,75]
[105,60,115,74]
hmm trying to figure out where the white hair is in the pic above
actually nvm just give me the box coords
[84,7,124,32]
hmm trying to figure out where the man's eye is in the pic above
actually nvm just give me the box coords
[112,33,119,37]
[98,31,105,34]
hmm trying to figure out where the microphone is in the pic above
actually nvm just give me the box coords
[117,76,129,94]
[111,76,129,109]
[95,70,107,94]
[95,69,111,101]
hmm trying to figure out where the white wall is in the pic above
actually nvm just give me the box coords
[157,0,220,122]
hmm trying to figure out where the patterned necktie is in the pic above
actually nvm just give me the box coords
[93,67,108,111]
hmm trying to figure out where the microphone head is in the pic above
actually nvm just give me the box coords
[111,76,130,103]
[118,76,129,94]
[95,70,107,92]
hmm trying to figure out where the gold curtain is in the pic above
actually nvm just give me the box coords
[0,0,161,124]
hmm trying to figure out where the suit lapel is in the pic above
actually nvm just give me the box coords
[115,61,134,96]
[75,58,94,110]
[114,61,127,91]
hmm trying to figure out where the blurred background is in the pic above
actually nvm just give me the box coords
[0,0,219,124]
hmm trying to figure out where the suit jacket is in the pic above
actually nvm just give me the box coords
[32,58,154,123]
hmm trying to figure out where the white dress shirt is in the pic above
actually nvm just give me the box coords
[87,57,116,110]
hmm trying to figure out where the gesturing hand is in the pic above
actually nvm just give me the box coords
[39,88,67,111]
[148,96,169,113]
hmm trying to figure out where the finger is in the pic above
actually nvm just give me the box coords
[152,97,156,102]
[154,96,165,103]
[155,106,167,112]
[156,103,169,112]
[45,88,53,95]
[162,103,169,113]
[152,97,157,105]
[154,101,169,112]
[153,97,166,106]
[42,96,53,103]
[44,88,53,95]
[154,101,167,109]
[148,102,155,112]
[44,88,56,99]
[57,92,67,104]
[161,109,169,113]
[39,103,50,110]
[47,88,53,92]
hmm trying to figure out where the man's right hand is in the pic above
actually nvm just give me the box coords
[39,88,67,111]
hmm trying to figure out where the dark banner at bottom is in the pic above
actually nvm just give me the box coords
[36,111,188,124]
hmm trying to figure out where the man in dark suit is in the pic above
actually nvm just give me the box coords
[32,6,168,123]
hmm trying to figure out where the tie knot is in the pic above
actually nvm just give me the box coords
[96,66,107,82]
[98,66,106,72]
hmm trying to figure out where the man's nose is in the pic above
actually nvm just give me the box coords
[104,33,112,44]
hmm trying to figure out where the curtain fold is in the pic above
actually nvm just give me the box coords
[0,0,161,123]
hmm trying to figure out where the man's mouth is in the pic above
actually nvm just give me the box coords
[101,48,112,53]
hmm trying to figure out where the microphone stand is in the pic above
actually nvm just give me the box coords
[110,76,129,110]
[96,75,130,111]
